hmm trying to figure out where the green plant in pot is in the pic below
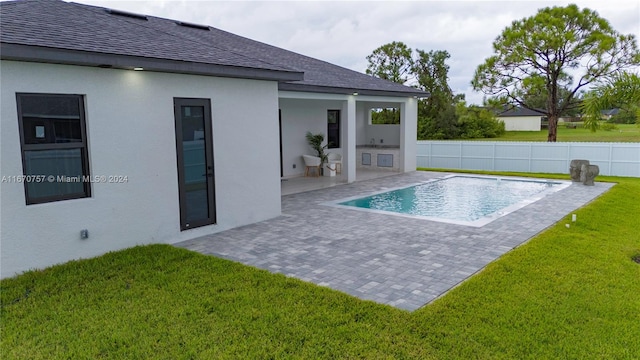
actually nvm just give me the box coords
[305,131,329,167]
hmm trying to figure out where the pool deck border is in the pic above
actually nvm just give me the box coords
[175,171,614,311]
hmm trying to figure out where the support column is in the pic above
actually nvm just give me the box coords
[343,96,357,183]
[400,98,418,173]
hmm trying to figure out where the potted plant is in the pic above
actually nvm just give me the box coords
[305,131,329,173]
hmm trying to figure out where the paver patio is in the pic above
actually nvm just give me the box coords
[175,171,613,311]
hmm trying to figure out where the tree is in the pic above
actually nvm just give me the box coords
[518,81,583,117]
[412,50,454,120]
[412,50,458,139]
[582,72,640,131]
[366,43,502,140]
[365,41,413,84]
[418,103,458,139]
[366,43,458,139]
[472,4,639,142]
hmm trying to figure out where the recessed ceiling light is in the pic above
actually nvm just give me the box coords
[133,67,144,71]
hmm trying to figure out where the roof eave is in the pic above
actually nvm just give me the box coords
[0,43,304,82]
[279,82,429,98]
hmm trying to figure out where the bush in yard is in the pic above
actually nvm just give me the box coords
[456,102,506,139]
[418,103,459,140]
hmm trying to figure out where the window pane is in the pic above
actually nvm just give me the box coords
[20,95,81,118]
[21,95,82,144]
[328,111,339,124]
[24,149,86,200]
[327,110,340,148]
[181,106,205,141]
[23,117,82,144]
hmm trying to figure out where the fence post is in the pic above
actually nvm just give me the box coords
[492,142,496,171]
[567,143,571,173]
[608,143,613,175]
[528,143,532,172]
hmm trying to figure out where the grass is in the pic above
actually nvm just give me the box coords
[478,123,640,142]
[2,172,640,359]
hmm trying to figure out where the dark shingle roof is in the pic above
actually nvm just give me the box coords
[600,108,620,116]
[1,0,427,97]
[0,0,301,81]
[497,107,546,117]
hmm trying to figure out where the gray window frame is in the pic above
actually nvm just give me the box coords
[16,93,91,205]
[173,97,216,230]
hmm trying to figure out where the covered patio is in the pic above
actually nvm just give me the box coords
[281,168,399,195]
[278,92,418,186]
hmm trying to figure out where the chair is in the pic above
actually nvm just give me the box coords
[302,155,322,177]
[327,153,342,174]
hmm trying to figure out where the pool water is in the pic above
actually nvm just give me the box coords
[332,175,570,227]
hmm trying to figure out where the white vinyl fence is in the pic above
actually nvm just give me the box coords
[416,141,640,177]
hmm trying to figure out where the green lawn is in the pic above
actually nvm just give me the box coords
[481,123,640,142]
[2,172,640,359]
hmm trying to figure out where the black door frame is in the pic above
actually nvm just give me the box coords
[174,98,216,230]
[279,109,283,178]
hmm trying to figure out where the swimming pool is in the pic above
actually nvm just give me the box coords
[327,175,571,227]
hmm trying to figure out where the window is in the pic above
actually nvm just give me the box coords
[327,109,340,148]
[370,107,401,124]
[17,94,91,204]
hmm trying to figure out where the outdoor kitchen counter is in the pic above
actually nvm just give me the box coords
[356,145,400,171]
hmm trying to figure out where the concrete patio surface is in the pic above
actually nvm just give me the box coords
[175,171,614,311]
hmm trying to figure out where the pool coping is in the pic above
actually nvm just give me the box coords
[175,171,614,311]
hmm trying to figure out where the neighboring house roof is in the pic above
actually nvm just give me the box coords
[497,107,546,117]
[0,0,427,98]
[600,108,620,116]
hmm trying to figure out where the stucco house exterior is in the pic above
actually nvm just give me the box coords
[497,107,546,131]
[0,0,426,278]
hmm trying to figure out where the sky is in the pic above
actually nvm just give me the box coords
[74,0,640,104]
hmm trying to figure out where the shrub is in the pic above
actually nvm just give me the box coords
[456,102,506,139]
[418,102,506,140]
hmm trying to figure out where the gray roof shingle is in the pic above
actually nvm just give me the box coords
[497,107,546,117]
[1,0,427,97]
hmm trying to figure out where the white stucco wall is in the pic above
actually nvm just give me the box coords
[499,116,542,131]
[0,61,281,278]
[356,102,368,146]
[364,125,400,146]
